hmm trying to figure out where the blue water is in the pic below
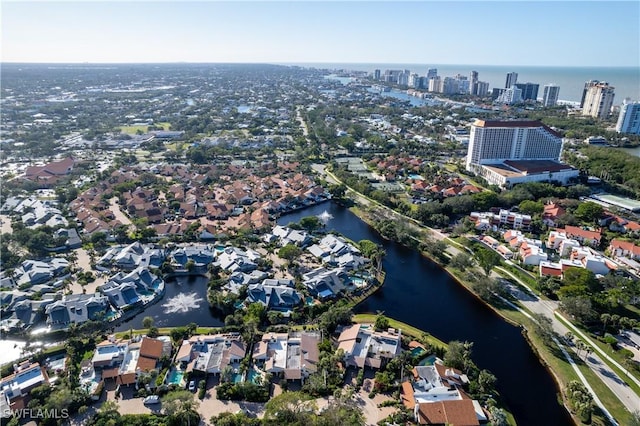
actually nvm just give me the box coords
[292,62,640,103]
[167,369,184,385]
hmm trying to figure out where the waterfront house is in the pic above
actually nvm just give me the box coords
[401,363,486,426]
[302,267,347,300]
[0,361,50,412]
[217,247,261,273]
[337,324,401,370]
[181,334,246,376]
[245,281,302,313]
[252,332,319,381]
[45,293,110,327]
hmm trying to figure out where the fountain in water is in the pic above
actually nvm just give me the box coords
[317,210,333,226]
[162,292,204,314]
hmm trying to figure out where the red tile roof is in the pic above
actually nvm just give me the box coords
[417,400,480,425]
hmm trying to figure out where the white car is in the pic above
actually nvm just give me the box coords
[188,380,196,391]
[143,395,160,405]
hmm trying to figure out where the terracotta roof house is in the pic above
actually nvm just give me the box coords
[543,202,566,226]
[609,239,640,261]
[414,400,482,426]
[561,226,602,247]
[24,157,75,187]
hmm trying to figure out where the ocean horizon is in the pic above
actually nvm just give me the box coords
[281,62,640,104]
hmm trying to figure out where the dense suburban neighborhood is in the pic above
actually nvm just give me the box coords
[1,62,640,426]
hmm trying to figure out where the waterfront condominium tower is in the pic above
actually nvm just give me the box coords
[542,84,560,107]
[581,81,615,119]
[616,100,640,134]
[470,70,478,95]
[505,72,518,89]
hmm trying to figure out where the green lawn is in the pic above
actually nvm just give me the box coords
[352,314,447,349]
[117,122,171,134]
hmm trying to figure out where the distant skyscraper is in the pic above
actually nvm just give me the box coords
[497,86,523,105]
[582,81,615,119]
[428,76,443,93]
[427,68,438,80]
[470,70,478,95]
[542,84,560,107]
[580,80,600,108]
[476,81,490,97]
[616,100,640,134]
[374,69,381,80]
[505,72,518,89]
[514,83,539,101]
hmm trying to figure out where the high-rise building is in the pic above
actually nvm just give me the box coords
[408,73,420,88]
[514,82,539,101]
[580,80,600,108]
[497,86,523,104]
[476,81,490,97]
[465,120,577,187]
[373,69,381,80]
[398,70,410,86]
[616,100,640,134]
[466,120,563,169]
[505,72,518,89]
[427,68,438,80]
[469,70,479,95]
[428,76,442,93]
[542,84,560,107]
[582,81,615,119]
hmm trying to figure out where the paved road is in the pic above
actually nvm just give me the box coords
[109,197,132,226]
[498,269,640,416]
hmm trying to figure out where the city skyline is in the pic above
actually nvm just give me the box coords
[2,1,639,66]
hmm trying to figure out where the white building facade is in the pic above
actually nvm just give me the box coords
[616,100,640,134]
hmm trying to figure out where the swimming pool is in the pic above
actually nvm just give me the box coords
[411,346,426,357]
[167,369,184,385]
[419,354,437,366]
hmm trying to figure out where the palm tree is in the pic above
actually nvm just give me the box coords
[601,313,611,335]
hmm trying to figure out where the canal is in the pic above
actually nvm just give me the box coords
[278,202,571,426]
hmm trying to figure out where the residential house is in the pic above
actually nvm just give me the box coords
[519,242,547,266]
[245,280,302,313]
[539,261,563,278]
[569,247,614,275]
[609,239,640,261]
[181,334,246,375]
[302,267,347,300]
[252,332,320,381]
[265,225,312,247]
[561,226,602,247]
[542,202,566,226]
[45,293,110,327]
[217,247,261,273]
[307,234,368,270]
[13,258,69,288]
[547,231,581,257]
[337,324,401,370]
[0,361,50,412]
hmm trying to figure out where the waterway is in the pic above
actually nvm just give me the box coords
[278,202,571,426]
[115,276,224,331]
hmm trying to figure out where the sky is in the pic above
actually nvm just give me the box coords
[2,1,639,66]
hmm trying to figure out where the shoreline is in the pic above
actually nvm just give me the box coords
[343,200,581,425]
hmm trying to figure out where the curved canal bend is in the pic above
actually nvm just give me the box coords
[278,202,571,426]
